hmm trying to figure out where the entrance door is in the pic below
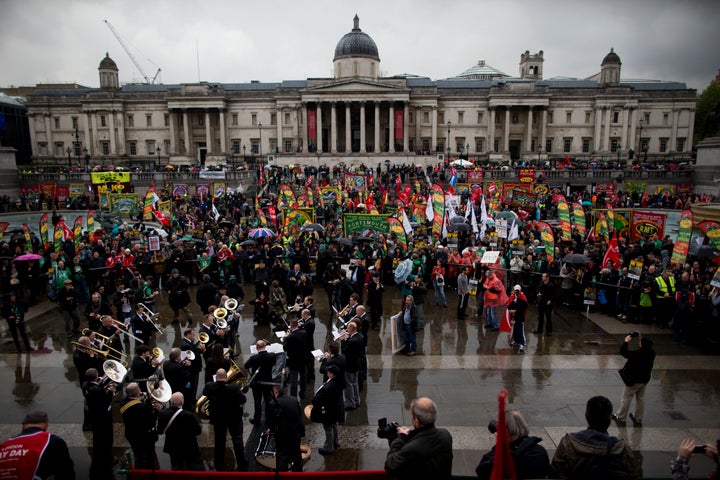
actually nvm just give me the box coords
[509,140,521,161]
[198,144,207,166]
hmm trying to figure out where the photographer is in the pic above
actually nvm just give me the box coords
[613,331,655,426]
[671,438,719,480]
[475,410,549,480]
[384,397,453,480]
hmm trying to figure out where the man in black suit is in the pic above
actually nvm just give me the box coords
[341,320,363,410]
[311,365,344,455]
[84,291,113,332]
[131,345,160,394]
[300,308,317,382]
[180,328,205,403]
[348,260,366,304]
[244,339,277,426]
[319,342,346,389]
[284,318,310,399]
[200,314,226,360]
[120,382,160,469]
[201,368,248,471]
[157,392,204,471]
[269,385,305,472]
[163,348,193,409]
[83,368,115,479]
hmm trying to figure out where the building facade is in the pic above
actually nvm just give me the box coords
[25,16,696,170]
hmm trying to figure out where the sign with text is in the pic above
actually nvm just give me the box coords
[630,211,666,242]
[342,213,390,237]
[91,171,130,184]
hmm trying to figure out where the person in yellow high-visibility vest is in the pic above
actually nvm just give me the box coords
[652,269,676,328]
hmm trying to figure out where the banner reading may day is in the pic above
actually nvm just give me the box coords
[343,214,390,237]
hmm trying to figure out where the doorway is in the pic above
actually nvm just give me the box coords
[509,140,521,161]
[198,144,207,166]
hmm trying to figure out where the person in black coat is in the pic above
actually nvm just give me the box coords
[83,368,116,479]
[180,328,205,402]
[319,342,346,389]
[284,318,310,399]
[366,271,384,330]
[341,320,363,409]
[157,392,204,471]
[163,348,193,409]
[311,365,344,455]
[120,382,160,469]
[201,368,248,471]
[613,332,656,425]
[269,385,305,472]
[475,410,550,479]
[2,292,32,352]
[130,303,154,347]
[300,308,317,381]
[195,274,218,315]
[244,339,277,426]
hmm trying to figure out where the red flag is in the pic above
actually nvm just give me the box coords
[490,390,517,480]
[152,208,171,227]
[602,232,620,269]
[501,306,514,333]
[394,175,402,194]
[59,220,74,241]
[305,175,314,188]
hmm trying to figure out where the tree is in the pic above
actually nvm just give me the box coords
[694,82,720,144]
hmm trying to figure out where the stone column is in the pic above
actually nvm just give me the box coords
[219,109,227,154]
[44,115,53,153]
[205,111,212,153]
[503,108,511,152]
[117,111,126,155]
[91,112,99,156]
[603,107,612,152]
[183,110,190,155]
[593,107,602,152]
[374,102,380,153]
[316,103,322,152]
[330,102,337,153]
[686,109,695,152]
[388,103,394,152]
[169,110,177,155]
[301,103,308,152]
[84,112,92,155]
[526,107,533,153]
[488,108,495,154]
[628,108,637,153]
[431,106,437,152]
[28,115,37,154]
[360,102,367,153]
[541,109,547,151]
[671,108,680,152]
[415,106,421,152]
[403,103,409,152]
[346,102,352,152]
[108,110,116,155]
[276,107,282,154]
[621,106,629,150]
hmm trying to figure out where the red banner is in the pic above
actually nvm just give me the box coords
[308,109,317,141]
[675,183,693,195]
[39,182,56,197]
[698,220,720,250]
[518,169,535,184]
[394,110,403,140]
[630,211,666,242]
[467,169,484,184]
[595,182,615,197]
[56,185,69,201]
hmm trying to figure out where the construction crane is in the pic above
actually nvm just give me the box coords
[104,19,161,84]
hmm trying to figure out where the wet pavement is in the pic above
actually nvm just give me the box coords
[1,284,719,478]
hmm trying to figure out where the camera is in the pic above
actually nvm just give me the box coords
[488,419,497,434]
[693,445,706,454]
[377,417,400,441]
[630,331,639,338]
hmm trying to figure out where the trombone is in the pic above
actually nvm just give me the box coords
[335,303,351,318]
[72,341,128,366]
[138,303,163,333]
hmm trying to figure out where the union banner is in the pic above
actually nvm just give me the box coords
[343,213,390,237]
[91,171,130,184]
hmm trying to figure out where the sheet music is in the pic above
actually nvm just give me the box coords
[311,349,323,359]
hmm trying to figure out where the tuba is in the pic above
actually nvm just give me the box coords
[99,359,127,394]
[196,332,210,345]
[194,360,247,419]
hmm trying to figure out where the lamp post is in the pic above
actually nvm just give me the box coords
[466,143,470,161]
[66,146,72,171]
[156,147,161,170]
[616,143,621,165]
[258,123,263,166]
[537,145,542,166]
[242,144,246,164]
[446,120,451,162]
[84,147,89,172]
[639,119,646,162]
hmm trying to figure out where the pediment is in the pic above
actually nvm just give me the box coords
[306,79,406,94]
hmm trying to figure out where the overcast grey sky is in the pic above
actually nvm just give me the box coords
[1,0,718,92]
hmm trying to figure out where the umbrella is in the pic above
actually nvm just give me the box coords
[495,211,518,220]
[336,238,354,247]
[450,159,473,167]
[450,216,467,224]
[689,244,719,258]
[150,228,169,238]
[409,222,421,228]
[219,221,235,229]
[447,223,470,232]
[356,235,375,242]
[14,253,43,261]
[301,223,325,233]
[248,228,276,238]
[240,239,256,246]
[394,259,413,284]
[562,253,591,266]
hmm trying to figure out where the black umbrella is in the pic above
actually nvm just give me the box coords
[301,223,325,233]
[240,239,256,246]
[336,238,354,246]
[356,235,376,242]
[688,244,719,258]
[562,253,591,266]
[447,223,470,232]
[219,221,234,229]
[450,216,467,224]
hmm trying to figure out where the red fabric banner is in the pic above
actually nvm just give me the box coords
[394,109,403,140]
[467,169,484,184]
[518,169,535,184]
[630,211,666,242]
[308,109,317,141]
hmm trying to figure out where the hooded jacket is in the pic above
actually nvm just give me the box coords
[475,435,549,479]
[551,428,641,479]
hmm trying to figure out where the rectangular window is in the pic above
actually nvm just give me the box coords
[644,112,650,124]
[477,112,484,124]
[456,140,465,152]
[582,138,591,153]
[100,115,107,127]
[566,111,572,124]
[164,140,170,154]
[437,140,445,153]
[545,138,553,153]
[547,112,553,124]
[476,138,483,153]
[198,114,204,127]
[251,114,257,127]
[458,112,464,125]
[55,142,64,156]
[101,141,110,155]
[493,139,499,153]
[251,140,259,154]
[531,139,536,152]
[270,139,278,153]
[232,114,238,126]
[284,113,290,125]
[585,112,591,124]
[231,140,241,154]
[146,140,155,155]
[127,115,134,127]
[409,112,414,125]
[54,117,60,129]
[613,111,620,123]
[409,139,415,151]
[659,137,668,153]
[271,113,277,126]
[438,112,444,124]
[422,138,430,152]
[663,113,669,125]
[38,142,48,155]
[164,114,169,127]
[284,140,292,153]
[676,137,685,152]
[129,141,137,155]
[640,138,649,152]
[563,137,572,153]
[72,117,78,128]
[611,138,621,152]
[423,112,429,124]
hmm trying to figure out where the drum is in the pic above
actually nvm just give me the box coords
[254,432,312,470]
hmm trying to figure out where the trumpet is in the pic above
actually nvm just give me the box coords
[138,303,163,333]
[150,347,164,363]
[336,303,351,318]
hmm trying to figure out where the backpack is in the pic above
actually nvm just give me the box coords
[676,289,692,312]
[573,438,631,480]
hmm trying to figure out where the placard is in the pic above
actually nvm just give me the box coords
[148,235,160,251]
[628,259,643,281]
[711,269,720,289]
[480,251,500,264]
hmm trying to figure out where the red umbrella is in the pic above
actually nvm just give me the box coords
[14,253,43,261]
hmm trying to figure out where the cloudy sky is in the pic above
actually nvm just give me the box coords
[1,0,718,92]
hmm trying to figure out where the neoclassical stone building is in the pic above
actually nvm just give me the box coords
[25,15,696,169]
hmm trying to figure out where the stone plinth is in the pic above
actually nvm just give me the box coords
[0,147,19,198]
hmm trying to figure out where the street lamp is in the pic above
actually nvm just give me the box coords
[242,144,246,163]
[466,143,470,160]
[66,146,72,171]
[83,147,89,172]
[156,147,161,169]
[616,143,622,165]
[258,123,263,165]
[537,145,542,166]
[639,119,646,162]
[446,120,451,160]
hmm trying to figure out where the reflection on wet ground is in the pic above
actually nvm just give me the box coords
[1,285,719,478]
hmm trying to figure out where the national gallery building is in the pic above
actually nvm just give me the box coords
[24,15,696,169]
